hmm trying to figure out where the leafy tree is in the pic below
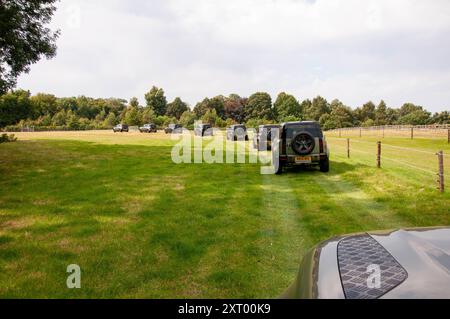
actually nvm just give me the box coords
[224,94,246,123]
[166,97,188,119]
[0,89,33,127]
[360,101,376,122]
[141,107,156,124]
[103,112,117,128]
[398,109,431,125]
[385,107,399,125]
[129,97,140,108]
[193,96,225,119]
[180,110,196,128]
[124,106,141,126]
[0,0,60,94]
[431,111,450,124]
[144,86,167,116]
[30,93,57,118]
[375,100,388,125]
[328,99,354,128]
[245,92,273,121]
[304,96,330,121]
[66,110,80,129]
[399,103,423,117]
[273,92,301,121]
[201,108,220,126]
[52,109,67,126]
[362,119,375,127]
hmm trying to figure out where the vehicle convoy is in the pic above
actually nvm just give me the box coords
[226,124,249,141]
[112,124,129,133]
[273,121,329,174]
[194,123,213,137]
[164,124,183,134]
[139,123,157,133]
[253,124,280,151]
[282,227,450,299]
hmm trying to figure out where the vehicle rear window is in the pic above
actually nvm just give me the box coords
[285,124,323,138]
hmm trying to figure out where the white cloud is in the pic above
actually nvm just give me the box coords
[16,0,450,112]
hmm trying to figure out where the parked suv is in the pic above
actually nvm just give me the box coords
[253,124,280,151]
[226,124,249,141]
[273,121,329,174]
[194,123,213,137]
[139,123,157,133]
[164,124,183,134]
[113,124,129,133]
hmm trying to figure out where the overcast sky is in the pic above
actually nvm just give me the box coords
[16,0,450,112]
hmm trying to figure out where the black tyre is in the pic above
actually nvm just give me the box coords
[320,157,330,173]
[275,162,283,175]
[292,132,315,155]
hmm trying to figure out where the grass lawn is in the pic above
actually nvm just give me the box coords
[0,131,449,298]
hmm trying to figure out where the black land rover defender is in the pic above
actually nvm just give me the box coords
[253,124,280,151]
[226,124,249,141]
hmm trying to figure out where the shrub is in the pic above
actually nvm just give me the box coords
[0,134,17,144]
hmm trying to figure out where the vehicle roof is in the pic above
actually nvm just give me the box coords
[281,121,319,127]
[259,124,280,128]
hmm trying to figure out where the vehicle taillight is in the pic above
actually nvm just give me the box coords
[319,138,324,154]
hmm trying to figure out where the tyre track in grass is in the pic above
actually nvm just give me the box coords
[256,174,312,297]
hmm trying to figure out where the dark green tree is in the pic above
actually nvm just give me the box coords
[193,96,225,119]
[398,109,431,125]
[431,111,450,124]
[144,86,167,116]
[375,100,388,125]
[304,96,330,121]
[0,89,33,127]
[166,97,188,119]
[273,92,301,121]
[0,0,60,94]
[245,92,272,121]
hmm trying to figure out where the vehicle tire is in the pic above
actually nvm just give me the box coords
[292,132,315,155]
[320,157,330,173]
[275,162,283,175]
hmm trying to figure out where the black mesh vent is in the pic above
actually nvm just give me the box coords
[337,234,408,299]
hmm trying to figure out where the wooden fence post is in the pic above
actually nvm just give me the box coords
[437,151,444,193]
[359,128,362,138]
[347,138,350,158]
[382,127,385,138]
[447,129,450,144]
[339,129,342,138]
[377,141,381,168]
[411,127,414,139]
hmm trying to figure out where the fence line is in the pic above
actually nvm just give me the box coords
[330,139,449,190]
[327,124,450,141]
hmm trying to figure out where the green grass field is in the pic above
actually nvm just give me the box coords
[0,130,449,298]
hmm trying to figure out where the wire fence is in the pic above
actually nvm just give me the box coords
[327,125,450,142]
[326,136,448,193]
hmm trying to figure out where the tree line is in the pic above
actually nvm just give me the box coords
[0,86,449,131]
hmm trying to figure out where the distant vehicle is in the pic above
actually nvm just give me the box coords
[113,124,129,133]
[282,227,450,299]
[273,121,329,174]
[164,124,183,134]
[139,123,157,133]
[253,124,280,151]
[226,124,248,141]
[194,123,213,137]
